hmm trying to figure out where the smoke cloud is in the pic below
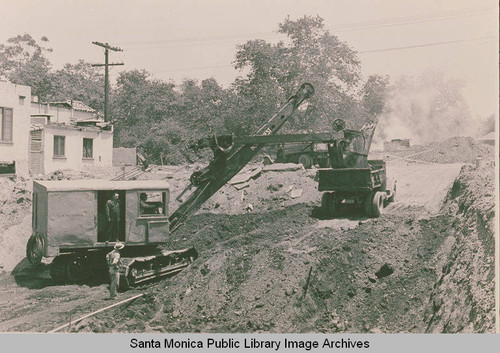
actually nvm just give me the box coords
[373,71,480,147]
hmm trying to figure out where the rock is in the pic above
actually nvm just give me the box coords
[230,172,253,185]
[262,155,273,165]
[233,182,250,190]
[267,183,283,192]
[172,310,180,318]
[263,163,303,172]
[342,245,351,252]
[290,188,303,198]
[376,263,395,278]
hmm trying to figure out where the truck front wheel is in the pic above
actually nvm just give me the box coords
[366,192,385,218]
[26,235,43,264]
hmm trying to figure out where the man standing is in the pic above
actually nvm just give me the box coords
[106,242,124,299]
[106,192,120,242]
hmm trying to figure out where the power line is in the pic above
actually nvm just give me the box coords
[148,36,495,75]
[116,31,273,46]
[335,9,491,32]
[334,5,491,31]
[358,36,495,54]
[117,5,493,50]
[154,64,233,74]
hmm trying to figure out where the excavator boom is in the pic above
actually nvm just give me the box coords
[169,83,315,232]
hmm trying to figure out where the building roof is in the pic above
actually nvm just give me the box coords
[34,179,170,192]
[33,122,112,133]
[47,100,97,113]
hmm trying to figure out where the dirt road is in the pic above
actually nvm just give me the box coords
[2,156,490,333]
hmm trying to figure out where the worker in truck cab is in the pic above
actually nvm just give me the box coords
[139,193,157,215]
[106,242,124,299]
[106,192,120,241]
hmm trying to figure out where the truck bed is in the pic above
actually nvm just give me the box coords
[318,160,386,192]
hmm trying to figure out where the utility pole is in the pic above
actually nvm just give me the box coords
[92,42,124,122]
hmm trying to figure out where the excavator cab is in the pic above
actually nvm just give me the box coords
[27,180,171,264]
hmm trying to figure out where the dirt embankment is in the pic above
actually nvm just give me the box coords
[423,165,495,332]
[0,177,32,273]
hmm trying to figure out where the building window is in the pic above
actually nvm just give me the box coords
[83,138,93,158]
[53,135,65,157]
[0,107,13,142]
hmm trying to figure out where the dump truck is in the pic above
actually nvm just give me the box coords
[26,83,315,288]
[319,160,396,217]
[275,142,330,168]
[318,122,396,217]
[191,120,395,218]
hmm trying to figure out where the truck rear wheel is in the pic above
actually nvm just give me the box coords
[298,154,313,169]
[321,192,338,217]
[318,158,331,168]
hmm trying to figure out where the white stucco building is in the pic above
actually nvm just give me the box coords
[0,81,31,176]
[30,122,113,175]
[1,80,114,176]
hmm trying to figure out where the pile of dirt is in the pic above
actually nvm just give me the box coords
[0,177,32,273]
[38,166,121,181]
[378,136,494,164]
[73,205,451,333]
[200,167,318,215]
[140,163,319,216]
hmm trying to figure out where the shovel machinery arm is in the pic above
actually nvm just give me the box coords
[169,83,315,232]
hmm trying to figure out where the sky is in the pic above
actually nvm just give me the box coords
[1,0,498,118]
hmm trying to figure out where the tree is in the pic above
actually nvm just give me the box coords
[113,69,180,123]
[0,34,53,99]
[175,77,237,135]
[50,60,104,110]
[233,15,363,133]
[361,74,390,117]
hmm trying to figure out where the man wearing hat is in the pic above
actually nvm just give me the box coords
[106,242,124,299]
